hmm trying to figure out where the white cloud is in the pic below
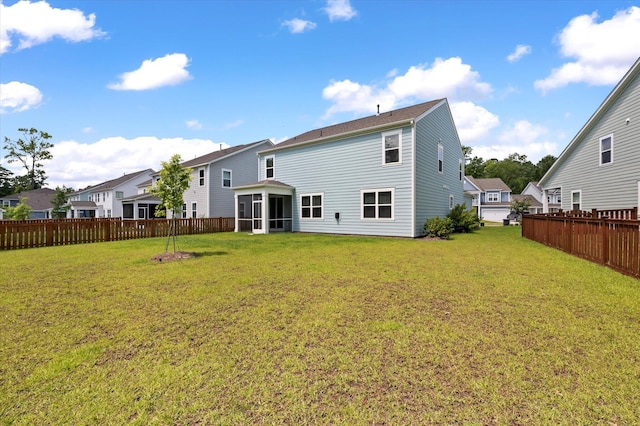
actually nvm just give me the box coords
[282,18,317,34]
[324,0,357,22]
[507,45,531,62]
[321,57,496,142]
[0,0,105,55]
[108,53,192,91]
[471,120,559,163]
[535,6,640,92]
[225,119,243,129]
[186,119,202,130]
[449,101,500,143]
[21,136,231,190]
[0,81,43,113]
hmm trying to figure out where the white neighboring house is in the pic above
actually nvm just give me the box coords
[519,181,560,214]
[464,176,512,222]
[87,169,155,218]
[539,57,640,212]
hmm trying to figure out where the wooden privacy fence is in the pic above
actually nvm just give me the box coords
[0,217,235,250]
[522,208,639,278]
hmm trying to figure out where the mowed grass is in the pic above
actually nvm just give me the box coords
[1,227,639,425]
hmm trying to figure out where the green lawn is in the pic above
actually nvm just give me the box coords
[1,227,639,425]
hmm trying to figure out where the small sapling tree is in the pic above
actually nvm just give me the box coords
[151,154,192,253]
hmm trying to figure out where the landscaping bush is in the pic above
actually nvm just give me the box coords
[447,203,480,233]
[423,216,453,239]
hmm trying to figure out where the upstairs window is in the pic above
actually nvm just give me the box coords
[116,191,124,199]
[191,202,197,218]
[600,135,613,165]
[487,192,499,202]
[301,194,323,219]
[222,169,232,188]
[382,131,401,164]
[438,144,444,173]
[199,168,205,186]
[265,156,275,179]
[459,159,463,181]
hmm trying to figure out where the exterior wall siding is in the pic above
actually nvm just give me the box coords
[414,102,465,236]
[209,143,267,217]
[544,71,640,210]
[182,166,209,218]
[261,127,415,237]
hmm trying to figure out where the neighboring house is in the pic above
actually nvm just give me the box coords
[232,99,465,237]
[539,57,640,212]
[121,179,161,220]
[163,139,273,219]
[67,186,98,218]
[464,176,512,222]
[520,181,560,213]
[0,188,56,219]
[87,169,155,218]
[511,194,542,214]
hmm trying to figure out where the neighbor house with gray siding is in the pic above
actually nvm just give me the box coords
[539,58,640,212]
[170,139,273,218]
[232,99,465,237]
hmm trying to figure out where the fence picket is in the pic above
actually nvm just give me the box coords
[0,217,235,251]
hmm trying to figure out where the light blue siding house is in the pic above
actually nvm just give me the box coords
[539,57,640,212]
[233,99,465,237]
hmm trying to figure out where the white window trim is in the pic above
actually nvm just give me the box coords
[191,202,197,218]
[361,188,395,221]
[222,168,232,188]
[449,194,454,210]
[381,130,402,166]
[487,192,499,203]
[599,134,613,166]
[265,156,275,179]
[198,168,206,186]
[571,190,582,211]
[300,193,324,220]
[438,143,444,174]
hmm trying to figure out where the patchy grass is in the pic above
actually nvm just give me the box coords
[1,227,639,424]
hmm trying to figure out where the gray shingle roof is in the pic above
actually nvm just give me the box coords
[180,139,272,168]
[465,176,511,192]
[90,169,154,192]
[262,99,445,153]
[1,188,57,210]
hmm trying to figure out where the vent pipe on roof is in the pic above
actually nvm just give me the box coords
[377,104,380,116]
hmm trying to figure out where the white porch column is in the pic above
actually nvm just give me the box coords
[542,188,549,213]
[234,194,239,232]
[262,190,269,234]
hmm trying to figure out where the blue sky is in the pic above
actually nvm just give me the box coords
[1,0,639,190]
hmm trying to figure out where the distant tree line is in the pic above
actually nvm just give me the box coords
[463,146,556,194]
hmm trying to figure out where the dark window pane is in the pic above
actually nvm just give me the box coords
[601,137,611,151]
[266,169,274,178]
[379,206,392,218]
[378,191,392,204]
[312,207,322,218]
[266,158,273,167]
[602,151,611,164]
[312,195,322,206]
[302,207,310,218]
[302,196,310,206]
[385,149,399,163]
[364,206,376,218]
[363,192,375,204]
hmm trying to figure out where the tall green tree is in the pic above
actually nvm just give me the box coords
[0,165,13,197]
[150,154,192,253]
[484,153,536,194]
[534,155,557,181]
[3,128,54,191]
[51,186,73,219]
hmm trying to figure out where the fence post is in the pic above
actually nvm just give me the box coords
[602,217,609,267]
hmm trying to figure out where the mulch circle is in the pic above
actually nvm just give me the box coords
[151,251,199,262]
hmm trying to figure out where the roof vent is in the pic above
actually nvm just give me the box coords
[377,104,380,116]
